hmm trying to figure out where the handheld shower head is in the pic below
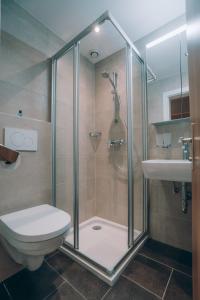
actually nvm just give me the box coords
[101,71,117,91]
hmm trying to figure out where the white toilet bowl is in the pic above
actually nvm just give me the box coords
[0,204,71,271]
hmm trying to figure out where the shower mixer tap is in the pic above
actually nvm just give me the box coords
[108,139,126,148]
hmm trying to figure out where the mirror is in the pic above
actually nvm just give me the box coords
[146,27,189,124]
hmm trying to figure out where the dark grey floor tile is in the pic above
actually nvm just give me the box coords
[4,262,64,300]
[0,283,10,300]
[48,252,109,300]
[104,277,159,300]
[164,270,192,300]
[123,254,171,297]
[140,239,192,276]
[45,250,59,260]
[46,282,84,300]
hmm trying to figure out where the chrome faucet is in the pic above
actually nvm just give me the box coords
[178,137,192,160]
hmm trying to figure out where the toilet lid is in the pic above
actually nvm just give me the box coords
[0,205,71,242]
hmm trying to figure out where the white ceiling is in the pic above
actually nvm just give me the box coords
[14,0,187,80]
[78,20,126,64]
[15,0,185,43]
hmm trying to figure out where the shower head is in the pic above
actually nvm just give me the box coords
[101,71,118,91]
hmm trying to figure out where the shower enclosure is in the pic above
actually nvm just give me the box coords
[51,11,148,285]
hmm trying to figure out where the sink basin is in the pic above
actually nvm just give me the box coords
[142,160,192,182]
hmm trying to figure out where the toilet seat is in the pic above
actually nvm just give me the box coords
[0,204,71,243]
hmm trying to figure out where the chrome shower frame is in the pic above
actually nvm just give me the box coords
[51,10,149,285]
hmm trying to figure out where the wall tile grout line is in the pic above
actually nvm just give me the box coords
[101,287,112,300]
[138,252,192,277]
[0,111,51,125]
[171,267,192,278]
[2,263,64,300]
[2,281,13,300]
[43,281,66,300]
[45,259,69,283]
[0,77,51,99]
[161,269,173,300]
[44,251,58,261]
[138,253,172,270]
[45,259,87,300]
[122,274,162,299]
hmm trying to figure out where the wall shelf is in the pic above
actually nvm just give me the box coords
[152,117,191,126]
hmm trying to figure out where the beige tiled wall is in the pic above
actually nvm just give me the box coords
[95,49,128,225]
[148,75,192,252]
[55,49,74,220]
[95,49,144,231]
[56,52,96,224]
[0,0,64,214]
[0,0,64,280]
[79,56,96,222]
[56,48,145,232]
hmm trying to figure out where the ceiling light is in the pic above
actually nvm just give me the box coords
[146,25,187,49]
[94,25,100,33]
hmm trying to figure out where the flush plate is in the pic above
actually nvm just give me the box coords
[4,128,38,151]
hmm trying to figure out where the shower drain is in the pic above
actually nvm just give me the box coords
[92,225,102,230]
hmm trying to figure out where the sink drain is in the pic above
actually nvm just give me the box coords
[92,225,102,230]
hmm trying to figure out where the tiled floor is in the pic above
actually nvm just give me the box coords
[0,239,192,300]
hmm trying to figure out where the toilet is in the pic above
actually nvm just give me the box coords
[0,204,71,271]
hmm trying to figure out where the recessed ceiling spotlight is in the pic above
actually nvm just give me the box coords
[89,50,100,59]
[94,25,100,33]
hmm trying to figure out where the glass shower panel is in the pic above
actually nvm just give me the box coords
[55,48,74,247]
[78,44,96,226]
[52,12,149,284]
[132,53,145,239]
[78,20,129,272]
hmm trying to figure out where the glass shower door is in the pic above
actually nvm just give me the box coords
[132,52,146,242]
[55,47,75,247]
[52,12,148,282]
[77,20,129,273]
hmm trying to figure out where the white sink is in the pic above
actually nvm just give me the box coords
[142,159,192,182]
